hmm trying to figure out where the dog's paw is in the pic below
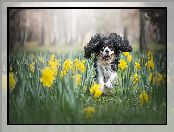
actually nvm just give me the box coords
[99,86,104,92]
[105,81,112,88]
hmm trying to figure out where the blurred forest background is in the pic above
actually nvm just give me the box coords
[8,9,166,52]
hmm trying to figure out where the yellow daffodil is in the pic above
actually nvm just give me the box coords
[134,73,138,82]
[139,91,149,105]
[50,54,56,60]
[73,74,81,85]
[123,52,129,57]
[127,55,132,62]
[74,58,80,66]
[150,72,164,85]
[9,72,16,91]
[48,55,60,76]
[73,59,86,73]
[147,50,153,60]
[149,72,153,83]
[28,62,35,73]
[49,60,60,74]
[62,59,73,75]
[83,106,95,119]
[146,59,155,71]
[154,72,164,84]
[118,59,127,70]
[40,67,55,88]
[89,83,102,98]
[131,73,139,84]
[135,61,141,71]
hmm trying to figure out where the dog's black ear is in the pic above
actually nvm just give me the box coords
[84,33,105,59]
[109,33,132,52]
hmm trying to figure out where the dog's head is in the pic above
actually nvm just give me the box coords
[99,41,115,61]
[84,33,132,60]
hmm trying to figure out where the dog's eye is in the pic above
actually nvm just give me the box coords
[101,47,105,51]
[108,45,112,49]
[109,46,114,51]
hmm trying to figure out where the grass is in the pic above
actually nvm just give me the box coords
[8,49,166,124]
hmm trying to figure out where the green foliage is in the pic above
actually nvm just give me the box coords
[9,50,166,124]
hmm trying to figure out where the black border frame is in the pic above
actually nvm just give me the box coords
[7,6,167,125]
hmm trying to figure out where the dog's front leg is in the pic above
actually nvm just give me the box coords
[98,76,105,91]
[105,72,118,88]
[97,67,105,91]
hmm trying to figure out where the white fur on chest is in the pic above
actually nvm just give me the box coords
[97,61,113,82]
[96,57,118,91]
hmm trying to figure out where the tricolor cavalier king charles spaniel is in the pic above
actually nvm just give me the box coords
[84,33,132,92]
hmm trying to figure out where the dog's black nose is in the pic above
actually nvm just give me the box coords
[105,49,109,53]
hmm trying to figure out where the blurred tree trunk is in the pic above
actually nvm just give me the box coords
[9,9,22,50]
[143,9,166,45]
[124,26,128,39]
[24,29,28,46]
[139,10,147,52]
[39,11,45,46]
[158,12,166,44]
[39,27,45,46]
[20,27,28,47]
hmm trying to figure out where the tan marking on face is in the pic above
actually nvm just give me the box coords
[97,53,115,65]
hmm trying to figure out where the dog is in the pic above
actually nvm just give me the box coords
[84,33,132,92]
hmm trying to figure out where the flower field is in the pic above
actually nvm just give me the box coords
[9,50,166,124]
